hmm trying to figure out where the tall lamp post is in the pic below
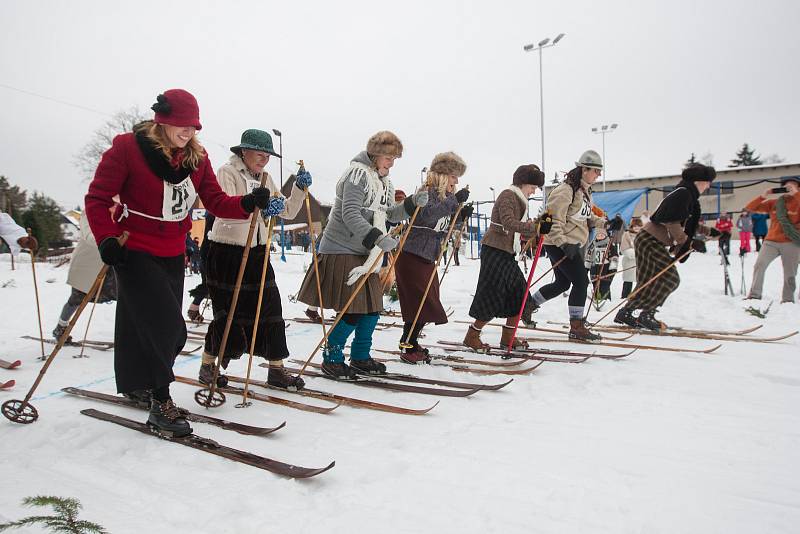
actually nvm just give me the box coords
[272,128,286,262]
[523,32,565,178]
[420,166,427,184]
[489,187,495,202]
[591,123,619,192]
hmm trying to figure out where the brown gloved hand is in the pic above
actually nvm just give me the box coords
[17,235,38,251]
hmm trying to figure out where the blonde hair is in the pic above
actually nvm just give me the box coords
[134,121,205,171]
[424,171,450,200]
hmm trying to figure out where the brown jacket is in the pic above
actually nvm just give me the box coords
[481,189,536,254]
[745,191,800,243]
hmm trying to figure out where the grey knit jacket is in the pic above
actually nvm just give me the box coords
[402,187,459,263]
[318,151,416,255]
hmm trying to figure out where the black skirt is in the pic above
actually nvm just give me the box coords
[469,245,531,321]
[204,241,288,362]
[113,250,187,393]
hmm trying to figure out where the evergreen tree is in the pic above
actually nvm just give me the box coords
[0,495,107,533]
[684,153,697,168]
[20,192,65,252]
[729,143,762,167]
[0,176,28,223]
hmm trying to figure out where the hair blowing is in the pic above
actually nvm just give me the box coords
[134,121,205,171]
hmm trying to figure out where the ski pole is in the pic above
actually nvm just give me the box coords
[75,272,107,359]
[506,236,546,353]
[527,256,565,290]
[380,206,420,290]
[2,232,128,424]
[590,248,692,327]
[299,161,327,339]
[591,264,634,283]
[236,213,277,408]
[438,216,470,287]
[295,250,386,379]
[25,229,45,359]
[196,172,272,408]
[400,202,466,349]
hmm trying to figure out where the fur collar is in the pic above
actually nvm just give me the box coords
[134,129,193,185]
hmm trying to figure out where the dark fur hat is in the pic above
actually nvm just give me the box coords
[429,151,467,177]
[366,130,403,158]
[681,163,716,182]
[513,164,545,187]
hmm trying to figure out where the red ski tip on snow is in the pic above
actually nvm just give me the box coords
[0,359,22,370]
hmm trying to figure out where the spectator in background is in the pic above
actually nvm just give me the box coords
[715,212,733,256]
[736,209,753,256]
[751,211,769,251]
[619,217,643,298]
[639,210,651,226]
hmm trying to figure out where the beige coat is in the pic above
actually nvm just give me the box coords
[544,180,605,248]
[207,155,305,247]
[67,212,103,294]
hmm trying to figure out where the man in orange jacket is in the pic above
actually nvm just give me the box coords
[745,177,800,303]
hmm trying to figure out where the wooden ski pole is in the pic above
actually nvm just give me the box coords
[528,256,566,290]
[236,213,277,408]
[295,250,386,378]
[590,248,692,327]
[300,162,327,339]
[438,216,470,287]
[400,202,466,348]
[380,206,420,289]
[75,272,107,359]
[25,229,45,358]
[591,264,634,283]
[196,173,272,408]
[2,232,128,424]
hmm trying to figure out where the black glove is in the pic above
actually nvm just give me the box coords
[454,188,470,203]
[709,227,721,237]
[98,237,127,266]
[675,242,692,263]
[241,186,270,213]
[537,212,553,235]
[459,204,474,220]
[560,243,582,262]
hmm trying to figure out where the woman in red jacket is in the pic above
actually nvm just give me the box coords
[85,89,269,437]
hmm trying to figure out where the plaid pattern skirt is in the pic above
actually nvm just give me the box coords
[626,231,680,311]
[297,253,384,314]
[469,245,531,321]
[395,251,448,324]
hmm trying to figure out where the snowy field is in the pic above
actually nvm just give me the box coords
[1,241,798,534]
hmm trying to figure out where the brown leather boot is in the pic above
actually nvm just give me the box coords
[500,325,528,350]
[568,319,602,342]
[463,325,490,353]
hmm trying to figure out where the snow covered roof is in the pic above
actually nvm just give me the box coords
[602,161,800,185]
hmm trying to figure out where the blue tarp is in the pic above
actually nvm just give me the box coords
[592,188,648,224]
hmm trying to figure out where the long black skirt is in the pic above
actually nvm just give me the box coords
[469,245,531,321]
[205,241,288,362]
[113,250,187,394]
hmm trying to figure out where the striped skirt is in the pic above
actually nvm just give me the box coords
[626,231,680,311]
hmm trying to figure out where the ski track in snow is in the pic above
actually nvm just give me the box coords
[1,240,798,533]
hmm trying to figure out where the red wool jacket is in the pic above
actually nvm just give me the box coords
[715,218,733,233]
[85,133,249,257]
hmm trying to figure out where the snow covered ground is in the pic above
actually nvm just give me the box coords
[1,242,798,533]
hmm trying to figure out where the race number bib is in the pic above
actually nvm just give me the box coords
[161,178,197,222]
[245,178,260,194]
[570,199,592,222]
[432,215,450,233]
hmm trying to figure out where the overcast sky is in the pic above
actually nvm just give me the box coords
[1,0,798,209]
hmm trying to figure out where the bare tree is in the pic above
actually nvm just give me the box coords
[700,151,714,167]
[73,106,148,180]
[762,153,785,165]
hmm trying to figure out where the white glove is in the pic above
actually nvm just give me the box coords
[375,233,399,252]
[413,190,429,208]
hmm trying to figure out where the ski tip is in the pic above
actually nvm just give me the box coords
[293,460,336,479]
[1,380,15,389]
[704,344,723,354]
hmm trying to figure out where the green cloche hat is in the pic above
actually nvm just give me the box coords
[230,129,281,157]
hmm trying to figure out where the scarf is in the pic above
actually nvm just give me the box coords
[776,196,800,246]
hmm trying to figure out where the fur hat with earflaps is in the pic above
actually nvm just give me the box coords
[429,151,467,177]
[681,163,716,182]
[513,164,545,187]
[366,131,403,158]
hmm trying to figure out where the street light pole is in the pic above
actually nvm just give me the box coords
[272,128,286,262]
[420,166,427,185]
[489,187,495,203]
[591,123,619,192]
[523,32,565,178]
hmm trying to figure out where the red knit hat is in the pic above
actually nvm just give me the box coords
[151,89,202,130]
[395,189,407,202]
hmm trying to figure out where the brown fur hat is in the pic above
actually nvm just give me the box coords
[429,151,467,177]
[366,130,403,158]
[512,164,545,187]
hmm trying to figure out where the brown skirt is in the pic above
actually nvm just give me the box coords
[394,252,448,324]
[297,253,384,314]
